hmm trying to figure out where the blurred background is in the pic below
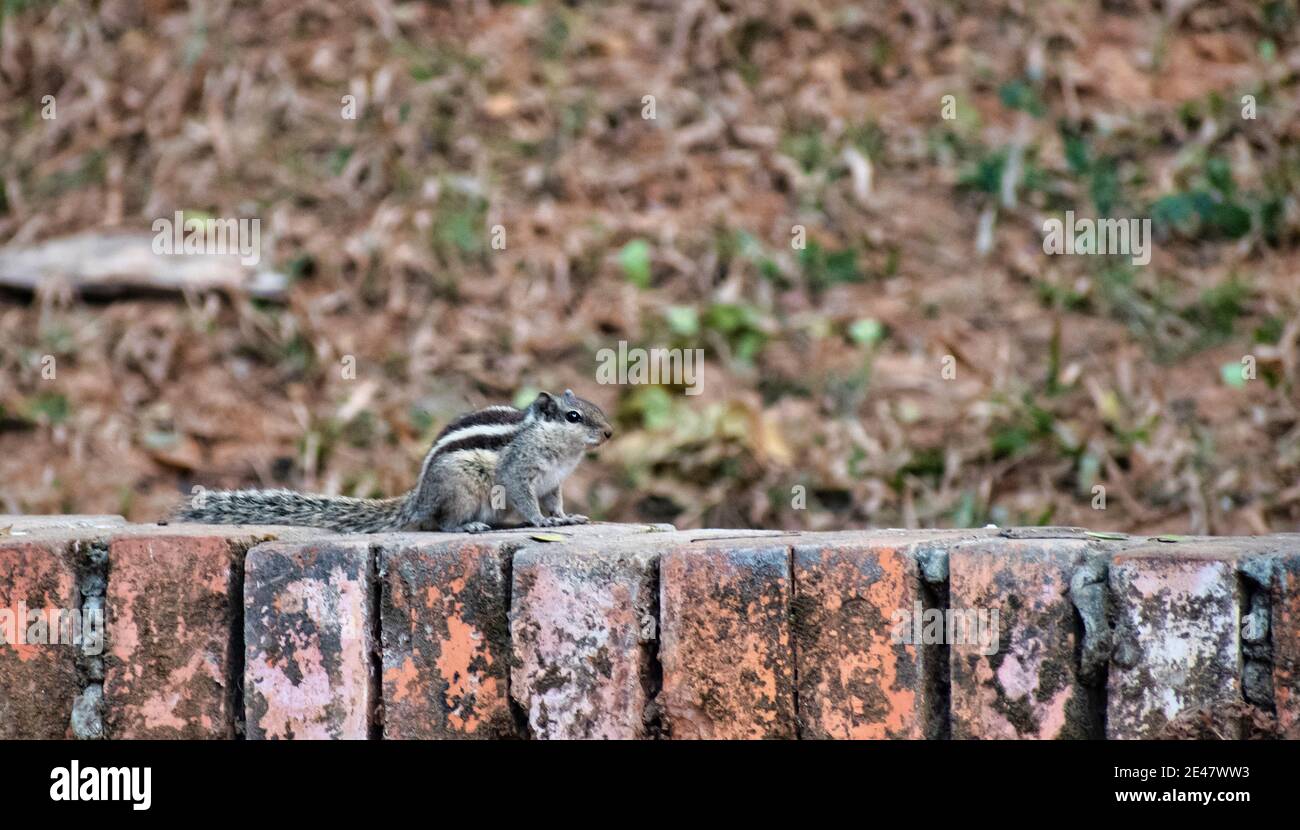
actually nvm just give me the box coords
[0,0,1298,534]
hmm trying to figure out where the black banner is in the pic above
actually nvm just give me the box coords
[2,739,1288,818]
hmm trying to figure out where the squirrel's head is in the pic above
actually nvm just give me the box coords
[528,389,613,450]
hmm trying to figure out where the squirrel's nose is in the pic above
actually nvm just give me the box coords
[603,428,613,440]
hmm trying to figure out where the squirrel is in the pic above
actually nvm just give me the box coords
[174,389,613,533]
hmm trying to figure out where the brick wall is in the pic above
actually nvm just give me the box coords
[2,516,1297,739]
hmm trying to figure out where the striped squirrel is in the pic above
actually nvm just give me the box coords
[174,389,613,533]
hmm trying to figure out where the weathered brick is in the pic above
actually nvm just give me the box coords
[510,542,659,739]
[1107,545,1242,739]
[105,534,242,738]
[948,536,1110,739]
[658,543,795,739]
[380,538,513,739]
[1266,546,1300,738]
[0,538,82,738]
[244,540,375,739]
[793,533,932,739]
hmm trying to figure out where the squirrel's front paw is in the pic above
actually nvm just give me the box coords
[537,514,588,527]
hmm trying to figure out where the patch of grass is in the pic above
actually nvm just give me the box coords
[702,302,768,364]
[958,147,1006,195]
[26,392,70,425]
[1254,316,1284,345]
[897,446,945,485]
[732,18,774,86]
[537,11,570,61]
[1083,262,1253,360]
[1151,155,1281,243]
[328,146,353,176]
[950,490,982,528]
[798,240,863,293]
[35,151,106,199]
[1058,127,1124,215]
[846,121,887,160]
[781,129,827,173]
[1180,276,1250,344]
[733,230,788,287]
[432,190,489,261]
[999,77,1046,117]
[990,394,1057,460]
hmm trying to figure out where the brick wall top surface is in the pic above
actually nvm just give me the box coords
[1,518,1297,739]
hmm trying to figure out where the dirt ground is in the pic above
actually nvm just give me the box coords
[1,0,1298,534]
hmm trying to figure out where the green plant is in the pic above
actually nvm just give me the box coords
[798,241,862,293]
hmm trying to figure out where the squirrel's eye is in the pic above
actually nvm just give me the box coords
[565,410,582,423]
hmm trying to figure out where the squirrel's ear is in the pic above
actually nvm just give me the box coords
[532,391,558,416]
[562,388,575,401]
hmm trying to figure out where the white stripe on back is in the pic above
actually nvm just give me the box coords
[430,421,520,454]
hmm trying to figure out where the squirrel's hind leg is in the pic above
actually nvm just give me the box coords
[433,453,500,533]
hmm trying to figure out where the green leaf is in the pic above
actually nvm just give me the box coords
[824,249,859,283]
[513,386,540,409]
[530,533,567,542]
[1089,157,1120,215]
[665,306,700,337]
[1076,453,1100,496]
[619,239,652,288]
[998,79,1045,117]
[28,393,69,424]
[847,318,884,346]
[959,150,1007,195]
[623,385,674,430]
[1062,129,1090,175]
[1221,361,1247,388]
[1207,202,1251,238]
[798,241,863,291]
[991,426,1031,458]
[1151,193,1197,232]
[1205,156,1235,196]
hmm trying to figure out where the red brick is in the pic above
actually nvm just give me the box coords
[658,544,794,739]
[792,534,931,739]
[510,542,659,739]
[1107,544,1242,739]
[104,534,242,738]
[1266,548,1300,738]
[380,538,513,739]
[0,539,81,739]
[244,540,375,739]
[948,537,1111,739]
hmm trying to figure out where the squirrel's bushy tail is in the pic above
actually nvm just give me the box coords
[175,488,413,533]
